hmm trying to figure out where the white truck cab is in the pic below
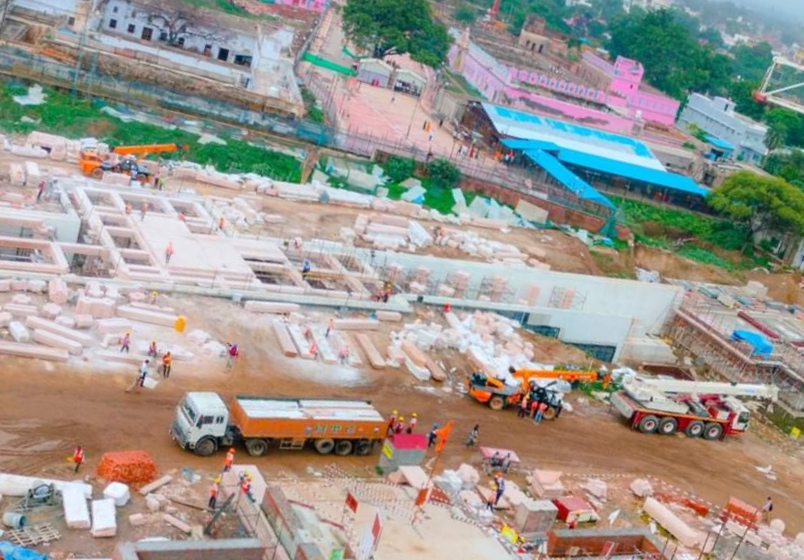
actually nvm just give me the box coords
[171,392,229,452]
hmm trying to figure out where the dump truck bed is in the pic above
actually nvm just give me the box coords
[230,396,386,440]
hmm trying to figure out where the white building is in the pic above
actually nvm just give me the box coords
[677,93,768,164]
[623,0,673,12]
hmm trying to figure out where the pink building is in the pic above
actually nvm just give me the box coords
[585,53,679,126]
[448,32,679,129]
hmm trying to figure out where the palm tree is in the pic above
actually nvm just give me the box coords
[765,125,787,152]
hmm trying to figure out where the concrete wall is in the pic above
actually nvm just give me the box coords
[273,0,328,11]
[546,528,668,558]
[114,539,266,560]
[0,207,81,243]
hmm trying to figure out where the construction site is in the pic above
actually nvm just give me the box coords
[0,120,799,560]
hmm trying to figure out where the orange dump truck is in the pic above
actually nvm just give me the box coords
[171,392,387,457]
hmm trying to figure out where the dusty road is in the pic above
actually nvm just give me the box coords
[2,335,802,534]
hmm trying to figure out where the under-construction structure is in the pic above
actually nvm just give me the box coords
[668,292,804,413]
[756,57,804,117]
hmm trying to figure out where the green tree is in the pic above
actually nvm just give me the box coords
[707,171,804,247]
[427,158,461,189]
[342,0,452,68]
[593,0,623,22]
[385,156,415,183]
[764,150,804,188]
[607,8,732,99]
[727,80,765,121]
[454,3,477,24]
[731,42,773,82]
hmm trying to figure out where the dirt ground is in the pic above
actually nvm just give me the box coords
[633,245,742,285]
[1,293,802,557]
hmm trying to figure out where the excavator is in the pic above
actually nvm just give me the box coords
[79,143,182,183]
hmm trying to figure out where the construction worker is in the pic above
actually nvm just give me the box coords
[394,417,406,434]
[72,445,85,474]
[326,316,335,338]
[138,359,150,387]
[465,424,479,448]
[208,478,220,510]
[165,241,175,264]
[518,394,530,419]
[36,180,45,202]
[762,497,773,523]
[427,423,439,447]
[301,259,311,279]
[494,473,506,505]
[602,372,612,390]
[120,332,131,353]
[223,448,235,472]
[226,343,239,369]
[407,413,418,434]
[140,202,148,221]
[150,291,158,305]
[338,345,350,365]
[148,340,158,358]
[218,217,225,231]
[162,352,172,378]
[501,453,512,474]
[534,401,548,423]
[125,202,133,215]
[387,410,398,436]
[240,472,254,502]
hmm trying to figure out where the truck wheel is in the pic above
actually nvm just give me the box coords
[489,396,505,411]
[685,421,704,438]
[658,417,678,435]
[638,415,659,434]
[136,173,148,182]
[194,437,216,457]
[315,439,335,455]
[703,423,723,441]
[91,168,103,179]
[245,439,268,457]
[542,407,558,421]
[355,439,372,456]
[335,440,354,456]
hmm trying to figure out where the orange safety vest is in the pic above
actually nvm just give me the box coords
[224,452,234,466]
[162,354,172,365]
[73,448,84,463]
[209,484,218,497]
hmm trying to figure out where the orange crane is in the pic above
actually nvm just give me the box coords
[79,143,181,182]
[509,367,600,383]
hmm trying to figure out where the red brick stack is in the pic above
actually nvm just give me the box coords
[97,451,157,484]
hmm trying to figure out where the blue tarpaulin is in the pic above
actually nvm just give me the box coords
[0,541,48,560]
[731,330,773,358]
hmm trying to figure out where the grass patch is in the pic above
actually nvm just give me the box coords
[613,196,748,251]
[763,406,804,436]
[0,82,302,181]
[383,180,477,214]
[443,69,486,99]
[300,87,325,125]
[676,246,734,271]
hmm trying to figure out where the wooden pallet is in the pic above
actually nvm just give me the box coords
[6,523,61,546]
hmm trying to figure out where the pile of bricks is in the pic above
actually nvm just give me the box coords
[97,451,157,484]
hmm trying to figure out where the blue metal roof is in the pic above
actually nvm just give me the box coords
[555,148,710,197]
[502,138,561,152]
[528,150,615,209]
[705,135,736,152]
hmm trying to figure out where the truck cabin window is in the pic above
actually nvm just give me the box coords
[196,415,214,428]
[181,399,197,423]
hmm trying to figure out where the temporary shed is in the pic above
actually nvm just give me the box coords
[393,69,427,96]
[357,58,393,88]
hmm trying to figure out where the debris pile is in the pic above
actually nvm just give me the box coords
[97,451,158,484]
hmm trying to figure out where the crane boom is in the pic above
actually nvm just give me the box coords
[625,376,778,402]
